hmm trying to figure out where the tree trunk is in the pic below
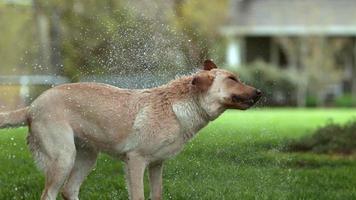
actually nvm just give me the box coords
[352,75,356,105]
[297,38,308,107]
[275,37,305,106]
[32,0,51,74]
[352,38,356,105]
[50,6,63,75]
[296,82,307,107]
[316,37,326,107]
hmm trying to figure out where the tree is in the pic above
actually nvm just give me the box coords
[32,0,51,74]
[0,3,34,75]
[57,0,190,80]
[172,0,229,65]
[32,0,64,75]
[28,0,229,82]
[276,36,346,107]
[352,39,356,105]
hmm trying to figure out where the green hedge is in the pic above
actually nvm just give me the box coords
[231,61,298,106]
[334,94,356,107]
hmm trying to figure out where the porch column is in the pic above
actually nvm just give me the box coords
[226,36,244,68]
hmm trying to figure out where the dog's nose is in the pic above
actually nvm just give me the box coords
[255,89,262,96]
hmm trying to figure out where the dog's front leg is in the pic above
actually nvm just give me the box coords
[148,162,163,200]
[124,154,147,200]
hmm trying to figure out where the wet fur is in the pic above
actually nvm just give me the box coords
[0,62,260,200]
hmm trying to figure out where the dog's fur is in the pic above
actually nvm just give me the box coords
[0,60,261,200]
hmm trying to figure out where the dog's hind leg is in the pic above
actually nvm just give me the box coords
[61,141,98,200]
[29,122,76,200]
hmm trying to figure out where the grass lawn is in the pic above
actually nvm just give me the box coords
[1,108,356,199]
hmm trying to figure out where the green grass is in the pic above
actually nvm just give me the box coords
[1,108,356,199]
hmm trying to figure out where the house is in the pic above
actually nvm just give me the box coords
[221,0,356,106]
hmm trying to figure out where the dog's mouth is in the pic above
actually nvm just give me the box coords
[231,94,261,110]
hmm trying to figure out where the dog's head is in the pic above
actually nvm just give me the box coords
[191,60,262,116]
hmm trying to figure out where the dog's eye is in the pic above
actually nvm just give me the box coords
[228,76,238,82]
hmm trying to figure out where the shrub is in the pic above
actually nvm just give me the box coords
[231,61,298,106]
[287,120,356,154]
[334,94,356,107]
[306,96,318,107]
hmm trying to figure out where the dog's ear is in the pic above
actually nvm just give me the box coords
[191,74,214,91]
[203,59,217,71]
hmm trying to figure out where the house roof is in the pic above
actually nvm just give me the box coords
[221,0,356,36]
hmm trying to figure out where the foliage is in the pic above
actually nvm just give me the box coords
[334,94,356,107]
[172,0,228,64]
[235,61,298,106]
[275,37,346,107]
[59,0,188,80]
[1,109,356,199]
[287,120,356,154]
[306,96,318,107]
[0,4,36,75]
[57,0,229,80]
[1,0,228,80]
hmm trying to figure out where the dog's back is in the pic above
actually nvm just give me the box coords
[29,82,143,147]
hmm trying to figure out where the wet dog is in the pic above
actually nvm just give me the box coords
[0,60,261,200]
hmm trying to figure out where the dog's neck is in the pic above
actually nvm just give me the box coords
[172,97,214,141]
[152,75,225,141]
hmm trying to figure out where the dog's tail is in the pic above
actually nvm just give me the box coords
[0,107,29,129]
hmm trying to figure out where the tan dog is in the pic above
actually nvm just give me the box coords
[0,60,261,200]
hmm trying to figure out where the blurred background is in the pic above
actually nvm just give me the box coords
[2,1,356,199]
[1,0,356,111]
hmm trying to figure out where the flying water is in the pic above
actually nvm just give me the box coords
[75,8,203,89]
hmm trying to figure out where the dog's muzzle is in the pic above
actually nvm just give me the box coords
[232,89,262,106]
